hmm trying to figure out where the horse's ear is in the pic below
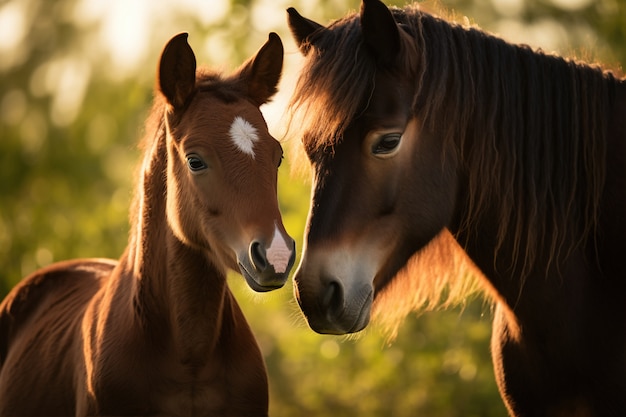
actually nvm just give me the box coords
[237,32,284,106]
[287,7,324,55]
[157,32,196,110]
[360,0,400,66]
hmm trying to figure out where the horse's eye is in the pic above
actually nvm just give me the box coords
[186,154,207,172]
[372,133,402,156]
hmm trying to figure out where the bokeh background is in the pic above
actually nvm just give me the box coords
[1,0,624,415]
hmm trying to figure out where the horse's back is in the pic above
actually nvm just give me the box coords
[0,258,115,415]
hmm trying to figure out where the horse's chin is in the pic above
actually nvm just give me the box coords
[306,308,371,335]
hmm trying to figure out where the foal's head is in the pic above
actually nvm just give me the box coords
[156,33,295,291]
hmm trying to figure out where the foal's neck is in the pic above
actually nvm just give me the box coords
[121,122,228,361]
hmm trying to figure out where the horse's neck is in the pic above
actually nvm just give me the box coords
[450,64,622,295]
[601,79,626,277]
[119,127,229,360]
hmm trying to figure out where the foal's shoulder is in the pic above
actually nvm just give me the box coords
[1,259,116,315]
[0,259,116,364]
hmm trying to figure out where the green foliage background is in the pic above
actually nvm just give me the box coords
[1,0,624,415]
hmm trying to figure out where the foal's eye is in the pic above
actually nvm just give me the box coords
[372,133,402,157]
[186,154,207,172]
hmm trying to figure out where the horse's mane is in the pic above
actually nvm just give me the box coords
[288,5,619,334]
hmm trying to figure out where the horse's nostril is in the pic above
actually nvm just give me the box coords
[249,241,268,272]
[321,280,344,314]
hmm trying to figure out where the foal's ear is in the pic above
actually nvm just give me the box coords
[158,33,197,110]
[360,0,400,66]
[237,32,283,106]
[287,7,324,55]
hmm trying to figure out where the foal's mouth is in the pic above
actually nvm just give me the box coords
[238,261,287,293]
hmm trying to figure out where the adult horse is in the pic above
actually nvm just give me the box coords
[0,32,295,416]
[286,0,626,416]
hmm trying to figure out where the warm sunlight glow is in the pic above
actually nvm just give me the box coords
[73,0,231,77]
[75,0,151,74]
[252,0,290,31]
[548,0,593,11]
[0,1,27,70]
[490,0,524,17]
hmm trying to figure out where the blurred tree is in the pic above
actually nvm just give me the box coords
[1,0,624,416]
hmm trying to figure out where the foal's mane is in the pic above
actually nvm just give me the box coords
[289,5,619,279]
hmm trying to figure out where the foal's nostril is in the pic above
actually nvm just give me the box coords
[321,280,344,314]
[249,241,268,272]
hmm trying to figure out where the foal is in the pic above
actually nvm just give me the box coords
[0,32,294,416]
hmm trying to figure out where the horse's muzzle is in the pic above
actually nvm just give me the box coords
[294,272,373,334]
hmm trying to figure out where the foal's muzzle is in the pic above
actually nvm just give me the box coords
[238,234,296,292]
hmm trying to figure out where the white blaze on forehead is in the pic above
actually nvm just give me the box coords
[229,116,259,157]
[266,225,292,274]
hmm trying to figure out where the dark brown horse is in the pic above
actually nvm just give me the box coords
[287,1,626,416]
[0,32,295,416]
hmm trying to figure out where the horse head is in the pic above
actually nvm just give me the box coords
[287,0,459,333]
[158,32,295,292]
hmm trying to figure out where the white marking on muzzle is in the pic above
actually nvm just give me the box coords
[229,116,259,157]
[266,226,292,274]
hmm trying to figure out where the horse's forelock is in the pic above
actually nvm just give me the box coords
[287,8,429,156]
[288,13,378,153]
